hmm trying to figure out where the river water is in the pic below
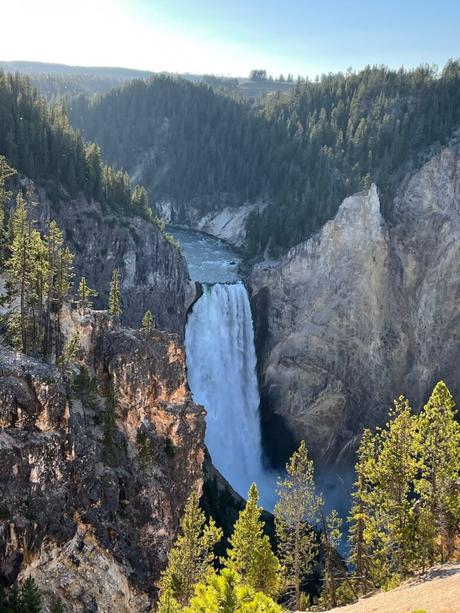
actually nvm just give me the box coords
[168,227,276,507]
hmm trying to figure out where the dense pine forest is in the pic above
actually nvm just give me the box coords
[66,61,460,255]
[0,71,149,216]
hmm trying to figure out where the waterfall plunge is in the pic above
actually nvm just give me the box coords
[185,282,275,506]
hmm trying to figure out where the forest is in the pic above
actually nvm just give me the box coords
[66,60,460,255]
[0,71,149,217]
[2,62,460,257]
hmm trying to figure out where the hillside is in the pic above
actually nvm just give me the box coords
[321,564,460,613]
[0,60,295,101]
[66,62,460,256]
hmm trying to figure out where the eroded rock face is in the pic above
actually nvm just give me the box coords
[27,187,193,336]
[0,310,205,611]
[158,198,266,248]
[250,147,460,468]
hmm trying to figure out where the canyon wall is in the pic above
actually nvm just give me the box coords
[158,198,266,248]
[0,308,205,611]
[26,185,193,336]
[250,146,460,468]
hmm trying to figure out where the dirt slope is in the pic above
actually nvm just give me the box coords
[327,564,460,613]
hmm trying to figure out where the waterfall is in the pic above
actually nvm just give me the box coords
[185,282,274,505]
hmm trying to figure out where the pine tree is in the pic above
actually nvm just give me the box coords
[5,193,39,352]
[78,276,98,308]
[348,429,377,594]
[42,219,74,356]
[20,577,43,613]
[184,569,282,613]
[375,396,418,581]
[142,309,155,333]
[157,588,182,613]
[0,155,16,266]
[160,491,223,606]
[274,441,320,610]
[108,268,122,319]
[319,509,343,609]
[223,483,280,596]
[414,381,460,563]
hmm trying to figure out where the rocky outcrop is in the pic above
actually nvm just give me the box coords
[250,147,460,469]
[0,308,205,611]
[158,198,266,248]
[24,184,193,336]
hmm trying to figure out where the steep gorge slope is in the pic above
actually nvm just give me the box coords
[251,146,460,468]
[27,183,193,335]
[0,308,205,611]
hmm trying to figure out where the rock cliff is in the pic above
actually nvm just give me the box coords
[25,184,193,336]
[0,307,205,611]
[158,198,266,248]
[250,146,460,469]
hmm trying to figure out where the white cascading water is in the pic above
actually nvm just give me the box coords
[186,282,274,505]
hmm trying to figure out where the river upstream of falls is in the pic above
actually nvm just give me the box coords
[168,227,276,508]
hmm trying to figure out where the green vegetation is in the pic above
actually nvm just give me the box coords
[223,483,280,596]
[142,309,155,333]
[158,380,459,611]
[274,440,321,609]
[347,381,460,596]
[1,191,74,356]
[0,70,149,215]
[185,569,282,612]
[108,268,122,319]
[78,276,98,308]
[0,577,43,613]
[159,491,223,606]
[67,62,460,256]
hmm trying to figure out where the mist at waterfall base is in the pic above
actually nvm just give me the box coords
[186,282,277,509]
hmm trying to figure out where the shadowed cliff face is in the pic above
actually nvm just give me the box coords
[250,146,460,469]
[24,185,193,336]
[0,309,205,611]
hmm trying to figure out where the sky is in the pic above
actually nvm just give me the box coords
[1,0,459,77]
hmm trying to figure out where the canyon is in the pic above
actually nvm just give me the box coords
[250,145,460,471]
[0,307,205,611]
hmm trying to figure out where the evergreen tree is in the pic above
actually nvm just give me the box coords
[142,309,155,332]
[319,509,343,609]
[414,381,460,563]
[108,268,122,319]
[274,441,320,610]
[223,483,280,596]
[184,569,282,613]
[160,491,223,606]
[19,577,43,613]
[373,396,418,582]
[78,276,98,308]
[157,588,182,613]
[348,429,377,594]
[5,193,41,352]
[0,155,16,265]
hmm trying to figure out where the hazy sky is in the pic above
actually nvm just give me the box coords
[2,0,459,77]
